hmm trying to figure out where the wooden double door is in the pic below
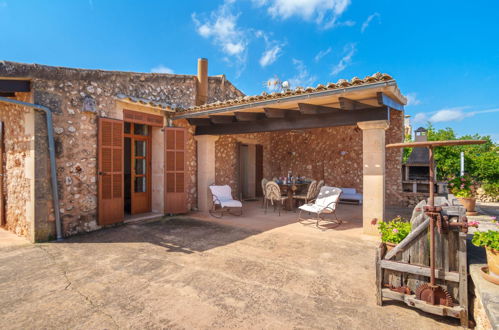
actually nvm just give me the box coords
[98,115,187,226]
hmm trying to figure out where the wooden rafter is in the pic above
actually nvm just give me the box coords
[298,103,341,115]
[377,92,404,111]
[195,107,388,135]
[338,97,372,110]
[0,79,31,93]
[209,115,236,124]
[234,112,266,121]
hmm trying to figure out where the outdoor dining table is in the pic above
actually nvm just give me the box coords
[277,182,310,211]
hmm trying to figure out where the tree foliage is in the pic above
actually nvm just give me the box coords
[405,124,498,183]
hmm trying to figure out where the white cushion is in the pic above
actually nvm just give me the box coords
[219,200,242,208]
[299,203,326,213]
[209,185,242,208]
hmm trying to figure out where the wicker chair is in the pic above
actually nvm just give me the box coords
[293,180,317,205]
[261,178,269,207]
[315,180,324,198]
[264,181,288,216]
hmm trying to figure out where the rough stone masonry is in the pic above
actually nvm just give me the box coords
[0,61,242,241]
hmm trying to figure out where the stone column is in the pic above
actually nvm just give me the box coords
[357,120,389,235]
[194,135,219,212]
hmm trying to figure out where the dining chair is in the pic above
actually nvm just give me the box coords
[261,178,269,208]
[264,181,288,216]
[293,180,317,205]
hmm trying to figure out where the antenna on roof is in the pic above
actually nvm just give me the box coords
[263,75,291,92]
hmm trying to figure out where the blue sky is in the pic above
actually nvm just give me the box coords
[1,0,498,140]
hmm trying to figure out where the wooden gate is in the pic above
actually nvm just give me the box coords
[375,199,469,326]
[98,118,124,225]
[164,127,187,214]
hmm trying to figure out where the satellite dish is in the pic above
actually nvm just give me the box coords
[281,80,290,91]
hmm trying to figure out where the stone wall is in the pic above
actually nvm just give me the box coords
[0,92,34,239]
[0,61,242,239]
[212,109,405,205]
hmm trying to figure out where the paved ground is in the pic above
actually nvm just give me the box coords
[0,203,459,329]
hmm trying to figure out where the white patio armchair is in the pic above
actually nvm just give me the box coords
[298,186,342,227]
[208,185,243,218]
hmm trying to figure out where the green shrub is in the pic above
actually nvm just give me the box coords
[472,230,499,251]
[481,181,499,198]
[377,216,412,244]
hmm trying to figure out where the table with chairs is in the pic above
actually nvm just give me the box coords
[262,177,325,214]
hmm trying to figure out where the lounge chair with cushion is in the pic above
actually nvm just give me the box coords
[209,185,243,218]
[298,186,342,227]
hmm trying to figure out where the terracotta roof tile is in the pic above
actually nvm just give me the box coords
[181,72,397,113]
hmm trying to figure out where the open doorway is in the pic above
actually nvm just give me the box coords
[238,143,263,201]
[124,122,152,215]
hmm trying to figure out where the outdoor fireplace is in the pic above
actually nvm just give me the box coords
[402,127,434,193]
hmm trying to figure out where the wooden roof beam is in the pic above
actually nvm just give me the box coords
[0,79,31,93]
[338,97,372,110]
[235,112,266,121]
[263,107,293,118]
[377,92,404,111]
[209,115,236,124]
[298,103,341,115]
[187,118,212,126]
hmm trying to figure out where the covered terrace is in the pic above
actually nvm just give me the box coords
[174,73,407,235]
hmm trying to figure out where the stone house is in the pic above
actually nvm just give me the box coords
[0,59,406,242]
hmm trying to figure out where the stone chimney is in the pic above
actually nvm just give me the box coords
[414,127,428,142]
[196,58,208,106]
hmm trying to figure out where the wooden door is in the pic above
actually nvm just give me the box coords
[98,118,124,225]
[0,121,4,227]
[164,127,187,214]
[130,128,152,214]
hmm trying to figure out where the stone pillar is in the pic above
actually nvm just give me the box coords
[195,135,219,212]
[358,120,389,235]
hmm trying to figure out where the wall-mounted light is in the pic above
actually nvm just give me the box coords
[82,95,97,113]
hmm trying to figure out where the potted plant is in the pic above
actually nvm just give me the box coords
[447,174,479,215]
[472,229,499,281]
[375,216,412,251]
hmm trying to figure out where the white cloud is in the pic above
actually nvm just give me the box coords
[192,1,248,73]
[331,43,356,76]
[360,12,380,33]
[253,0,352,29]
[260,45,282,67]
[406,92,421,106]
[288,59,317,88]
[314,47,332,62]
[150,65,174,74]
[413,107,499,123]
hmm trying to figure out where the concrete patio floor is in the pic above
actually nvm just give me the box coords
[0,202,459,329]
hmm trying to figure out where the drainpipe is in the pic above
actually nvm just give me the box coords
[0,96,62,240]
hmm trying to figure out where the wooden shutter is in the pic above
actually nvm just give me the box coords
[98,118,124,225]
[0,122,4,226]
[164,127,187,214]
[255,144,264,197]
